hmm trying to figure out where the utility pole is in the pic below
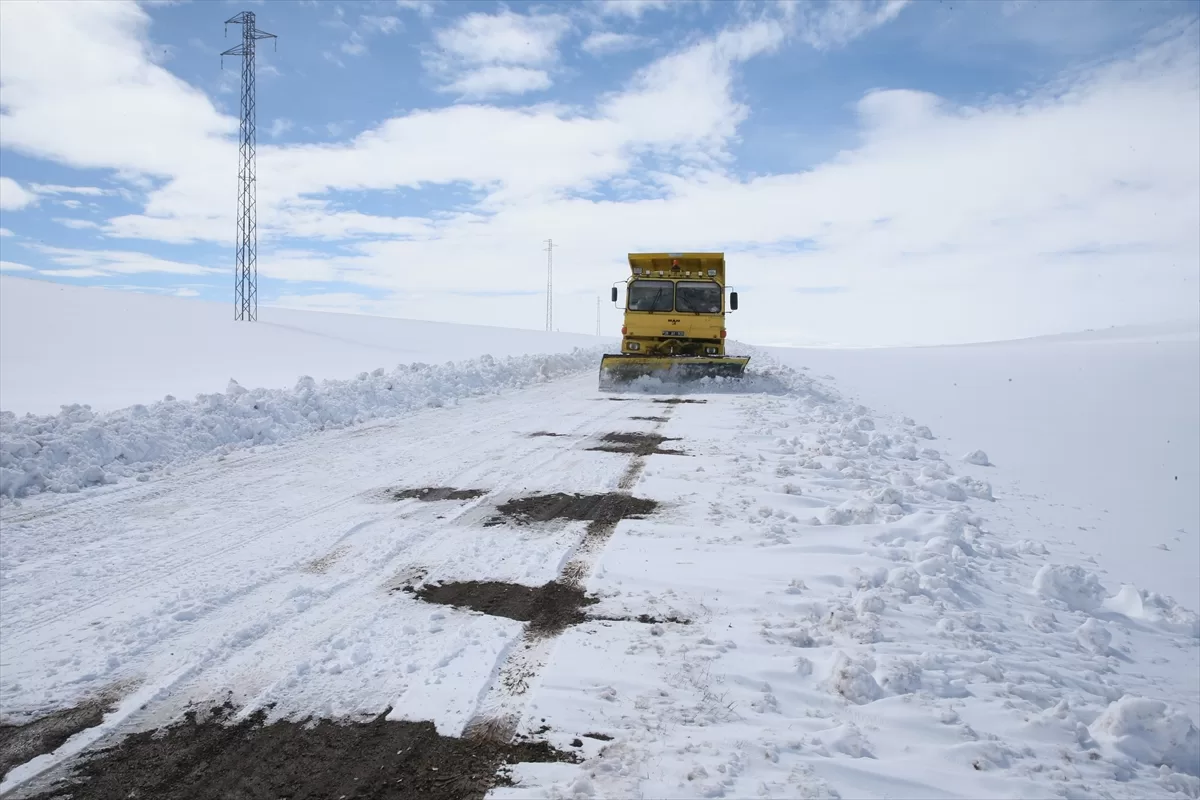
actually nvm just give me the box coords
[222,11,277,322]
[544,238,554,332]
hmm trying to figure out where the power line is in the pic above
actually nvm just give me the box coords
[544,238,554,332]
[222,11,277,323]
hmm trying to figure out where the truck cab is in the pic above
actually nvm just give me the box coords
[599,252,748,387]
[612,253,738,358]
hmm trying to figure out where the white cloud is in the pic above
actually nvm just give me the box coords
[0,177,38,210]
[341,31,367,57]
[54,218,103,230]
[41,268,110,278]
[428,9,571,95]
[34,245,221,276]
[597,0,669,19]
[395,0,435,18]
[434,10,569,65]
[793,0,911,50]
[0,260,35,272]
[582,31,653,56]
[0,228,14,237]
[267,118,293,138]
[361,15,402,35]
[442,65,552,97]
[30,183,109,196]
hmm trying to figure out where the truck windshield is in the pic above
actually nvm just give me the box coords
[627,279,674,312]
[675,281,722,313]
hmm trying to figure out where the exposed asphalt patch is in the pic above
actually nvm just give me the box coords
[588,432,685,456]
[653,397,706,404]
[393,487,487,502]
[484,492,659,527]
[629,415,669,422]
[590,612,692,625]
[583,732,614,741]
[410,580,598,636]
[1,700,112,782]
[23,705,573,800]
[527,431,565,437]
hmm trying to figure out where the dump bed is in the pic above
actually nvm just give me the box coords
[627,253,726,285]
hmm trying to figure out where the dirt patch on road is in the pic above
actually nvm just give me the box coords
[590,612,692,625]
[393,487,487,502]
[24,706,573,800]
[589,432,685,456]
[411,580,598,636]
[527,431,565,437]
[629,415,669,422]
[0,700,112,781]
[653,398,706,404]
[486,492,658,527]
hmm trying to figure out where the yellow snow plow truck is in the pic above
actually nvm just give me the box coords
[599,252,749,387]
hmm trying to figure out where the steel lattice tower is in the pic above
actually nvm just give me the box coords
[222,12,276,322]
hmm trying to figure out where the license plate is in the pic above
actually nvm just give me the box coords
[662,330,685,337]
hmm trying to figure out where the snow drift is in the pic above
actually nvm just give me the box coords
[0,348,605,499]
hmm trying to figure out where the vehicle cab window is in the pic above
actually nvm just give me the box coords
[627,279,674,312]
[675,281,722,313]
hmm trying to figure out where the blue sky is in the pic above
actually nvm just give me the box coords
[1,0,1197,346]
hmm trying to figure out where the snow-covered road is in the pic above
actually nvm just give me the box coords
[2,363,1197,798]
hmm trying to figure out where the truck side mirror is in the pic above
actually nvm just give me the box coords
[730,291,739,311]
[611,287,618,303]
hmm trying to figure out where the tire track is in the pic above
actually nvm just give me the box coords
[461,409,672,743]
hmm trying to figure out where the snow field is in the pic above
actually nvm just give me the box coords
[0,275,609,416]
[1,341,1197,797]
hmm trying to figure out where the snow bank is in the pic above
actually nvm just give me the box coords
[0,347,605,500]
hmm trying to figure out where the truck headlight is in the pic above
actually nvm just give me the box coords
[705,346,718,354]
[627,341,640,351]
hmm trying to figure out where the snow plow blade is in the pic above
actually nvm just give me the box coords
[598,354,750,387]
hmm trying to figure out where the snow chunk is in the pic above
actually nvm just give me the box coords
[962,449,991,466]
[1104,585,1200,638]
[1090,696,1200,776]
[824,651,882,705]
[1075,618,1112,654]
[1032,564,1108,612]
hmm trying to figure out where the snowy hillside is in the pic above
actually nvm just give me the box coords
[1,286,1196,799]
[0,276,608,415]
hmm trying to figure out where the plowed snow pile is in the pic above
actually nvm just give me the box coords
[0,348,603,499]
